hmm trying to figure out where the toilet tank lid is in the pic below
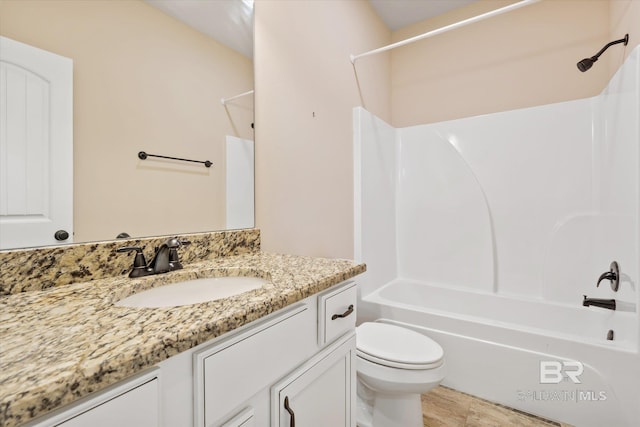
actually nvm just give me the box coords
[356,322,444,365]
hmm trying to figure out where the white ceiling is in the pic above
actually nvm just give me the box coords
[369,0,478,31]
[144,0,254,58]
[144,0,478,58]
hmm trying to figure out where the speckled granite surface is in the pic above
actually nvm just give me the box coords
[0,229,260,295]
[0,249,365,427]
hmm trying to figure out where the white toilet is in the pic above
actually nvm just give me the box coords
[355,322,446,427]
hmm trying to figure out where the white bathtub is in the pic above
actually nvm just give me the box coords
[359,279,640,427]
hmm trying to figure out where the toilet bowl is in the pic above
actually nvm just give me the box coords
[356,322,446,427]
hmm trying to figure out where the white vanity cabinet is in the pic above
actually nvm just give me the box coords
[194,280,358,427]
[24,280,358,427]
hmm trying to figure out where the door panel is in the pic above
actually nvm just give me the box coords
[0,36,72,249]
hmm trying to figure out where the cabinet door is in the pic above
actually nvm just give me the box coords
[272,334,356,427]
[28,370,160,427]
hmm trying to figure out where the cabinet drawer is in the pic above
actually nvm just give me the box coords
[26,369,160,427]
[318,281,357,345]
[194,303,315,427]
[57,379,158,427]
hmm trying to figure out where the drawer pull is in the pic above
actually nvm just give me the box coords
[284,396,295,427]
[331,304,354,320]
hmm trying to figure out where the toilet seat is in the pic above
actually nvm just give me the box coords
[356,322,444,370]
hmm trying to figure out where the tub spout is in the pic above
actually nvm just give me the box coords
[583,295,616,310]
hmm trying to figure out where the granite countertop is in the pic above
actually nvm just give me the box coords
[0,251,366,427]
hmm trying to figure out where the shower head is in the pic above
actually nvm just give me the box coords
[577,34,629,72]
[577,57,596,72]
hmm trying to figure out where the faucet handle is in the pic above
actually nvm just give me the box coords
[167,239,190,271]
[162,237,190,248]
[164,237,181,248]
[117,246,153,278]
[596,261,620,291]
[116,246,146,268]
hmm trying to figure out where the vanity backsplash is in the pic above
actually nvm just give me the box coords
[0,229,260,296]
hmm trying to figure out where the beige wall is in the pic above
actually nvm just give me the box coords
[254,0,639,260]
[5,0,635,257]
[0,0,253,243]
[391,0,616,127]
[610,0,640,75]
[254,0,390,259]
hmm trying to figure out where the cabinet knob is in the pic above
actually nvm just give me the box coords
[54,230,69,241]
[284,396,295,427]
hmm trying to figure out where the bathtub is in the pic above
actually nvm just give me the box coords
[358,279,640,427]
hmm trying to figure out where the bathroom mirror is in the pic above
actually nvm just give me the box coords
[0,0,254,249]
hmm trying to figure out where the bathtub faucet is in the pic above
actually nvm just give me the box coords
[582,295,616,310]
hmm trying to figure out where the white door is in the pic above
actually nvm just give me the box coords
[0,36,73,249]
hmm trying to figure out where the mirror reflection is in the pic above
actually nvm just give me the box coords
[0,0,254,250]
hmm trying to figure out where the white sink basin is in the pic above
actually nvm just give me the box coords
[115,276,268,308]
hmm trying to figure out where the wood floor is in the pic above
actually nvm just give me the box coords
[422,387,573,427]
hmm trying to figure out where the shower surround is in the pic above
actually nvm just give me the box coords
[354,46,640,426]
